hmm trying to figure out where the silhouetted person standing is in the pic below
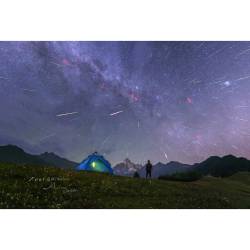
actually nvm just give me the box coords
[146,160,153,179]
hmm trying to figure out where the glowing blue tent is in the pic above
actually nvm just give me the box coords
[76,152,113,174]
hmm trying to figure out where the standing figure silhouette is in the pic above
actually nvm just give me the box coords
[145,160,153,179]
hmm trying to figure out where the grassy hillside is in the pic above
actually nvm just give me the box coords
[0,163,250,208]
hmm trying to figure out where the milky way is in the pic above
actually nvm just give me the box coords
[1,41,250,165]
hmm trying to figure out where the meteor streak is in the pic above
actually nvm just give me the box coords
[109,110,123,116]
[56,112,79,117]
[164,152,168,160]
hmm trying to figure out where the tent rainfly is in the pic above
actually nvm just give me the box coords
[76,152,113,174]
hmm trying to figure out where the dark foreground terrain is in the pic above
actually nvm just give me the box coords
[0,163,250,208]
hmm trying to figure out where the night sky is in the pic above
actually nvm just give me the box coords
[1,41,250,165]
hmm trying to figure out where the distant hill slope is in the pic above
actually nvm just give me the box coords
[0,145,78,169]
[194,155,250,177]
[38,152,77,169]
[138,161,191,178]
[0,145,45,165]
[160,155,250,179]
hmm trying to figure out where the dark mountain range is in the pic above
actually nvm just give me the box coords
[138,161,191,178]
[1,144,250,178]
[0,145,78,169]
[159,155,250,180]
[38,152,77,169]
[113,159,190,178]
[193,155,250,177]
[114,154,250,179]
[113,158,142,176]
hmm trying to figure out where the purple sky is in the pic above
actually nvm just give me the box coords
[1,41,250,165]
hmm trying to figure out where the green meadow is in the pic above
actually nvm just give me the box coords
[0,163,250,208]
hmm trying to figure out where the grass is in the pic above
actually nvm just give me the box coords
[0,163,250,208]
